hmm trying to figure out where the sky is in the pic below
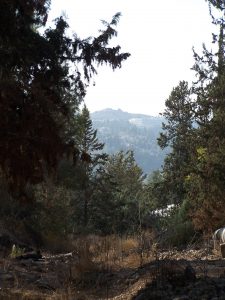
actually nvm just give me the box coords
[48,0,216,116]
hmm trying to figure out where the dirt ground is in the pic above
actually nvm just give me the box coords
[0,246,225,300]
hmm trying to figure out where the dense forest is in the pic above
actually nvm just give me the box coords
[0,0,225,248]
[1,1,225,298]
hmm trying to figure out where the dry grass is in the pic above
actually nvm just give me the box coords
[0,289,48,300]
[74,232,155,270]
[48,288,89,300]
[121,237,138,253]
[0,232,156,300]
[57,233,154,298]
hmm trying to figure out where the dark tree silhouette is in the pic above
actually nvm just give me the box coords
[0,1,130,201]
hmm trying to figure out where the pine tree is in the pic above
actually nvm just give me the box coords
[75,105,108,227]
[94,151,145,234]
[0,1,130,201]
[158,81,194,206]
[58,105,108,230]
[187,4,225,231]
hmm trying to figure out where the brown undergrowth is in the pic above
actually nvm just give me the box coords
[0,231,156,299]
[0,232,222,300]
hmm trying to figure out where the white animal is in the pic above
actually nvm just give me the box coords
[213,227,225,249]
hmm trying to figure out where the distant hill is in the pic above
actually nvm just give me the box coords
[91,108,167,174]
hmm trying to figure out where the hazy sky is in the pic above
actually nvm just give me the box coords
[48,0,215,116]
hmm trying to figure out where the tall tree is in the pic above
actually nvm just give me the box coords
[187,3,225,231]
[58,105,108,229]
[92,151,145,234]
[158,81,194,206]
[0,1,130,201]
[74,105,108,227]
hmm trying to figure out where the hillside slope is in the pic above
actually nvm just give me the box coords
[91,108,166,174]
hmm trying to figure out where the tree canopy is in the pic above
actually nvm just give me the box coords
[156,1,225,233]
[0,0,130,201]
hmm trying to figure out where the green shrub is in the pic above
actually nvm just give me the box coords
[160,201,198,248]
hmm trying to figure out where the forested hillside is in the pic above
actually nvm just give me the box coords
[1,0,225,299]
[91,108,166,173]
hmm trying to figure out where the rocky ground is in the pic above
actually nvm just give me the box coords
[0,247,225,299]
[131,250,225,300]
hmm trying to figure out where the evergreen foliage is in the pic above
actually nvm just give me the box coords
[2,0,225,247]
[156,2,225,234]
[143,170,169,211]
[90,151,145,234]
[57,105,108,231]
[0,1,130,201]
[186,6,225,231]
[157,81,194,206]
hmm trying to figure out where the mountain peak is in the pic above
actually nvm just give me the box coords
[91,108,166,174]
[91,108,163,126]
